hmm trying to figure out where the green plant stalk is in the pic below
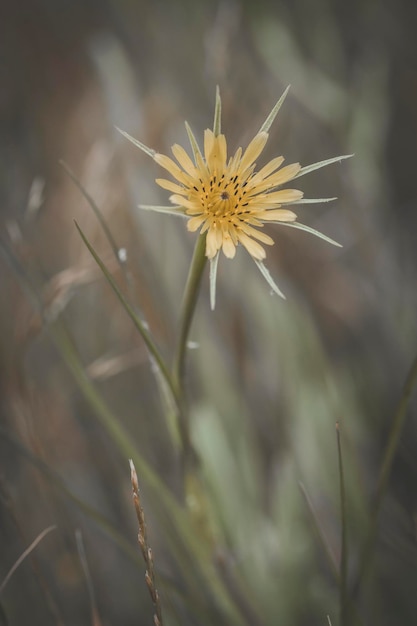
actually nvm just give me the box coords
[336,423,348,626]
[60,161,120,261]
[172,233,207,393]
[171,234,207,464]
[347,352,417,623]
[51,323,247,626]
[75,221,179,410]
[0,427,143,569]
[2,223,246,625]
[374,353,417,513]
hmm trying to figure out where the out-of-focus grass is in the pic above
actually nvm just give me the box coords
[1,2,417,625]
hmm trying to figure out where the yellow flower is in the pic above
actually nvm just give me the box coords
[117,87,351,308]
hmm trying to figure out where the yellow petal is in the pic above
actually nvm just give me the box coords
[250,163,301,194]
[239,132,268,173]
[258,209,297,222]
[264,162,301,185]
[205,131,227,172]
[250,230,274,245]
[228,147,243,173]
[261,189,303,204]
[222,234,236,258]
[214,134,227,166]
[237,231,266,260]
[250,156,285,184]
[206,227,221,258]
[171,144,197,175]
[155,178,185,194]
[204,129,215,163]
[187,216,205,232]
[154,153,189,183]
[169,194,196,210]
[238,222,273,245]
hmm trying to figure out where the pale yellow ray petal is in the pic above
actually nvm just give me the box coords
[237,222,274,245]
[214,134,227,168]
[205,132,227,172]
[239,132,269,173]
[261,189,303,204]
[200,220,210,234]
[155,178,185,194]
[187,216,205,232]
[214,224,223,247]
[228,147,243,173]
[222,234,236,258]
[185,206,205,215]
[154,153,189,183]
[251,163,301,193]
[249,230,274,245]
[171,144,197,176]
[257,209,297,222]
[236,231,266,260]
[196,152,208,176]
[206,227,221,258]
[204,129,215,164]
[169,194,196,210]
[250,156,285,184]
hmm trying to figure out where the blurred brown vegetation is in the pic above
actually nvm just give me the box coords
[1,1,417,625]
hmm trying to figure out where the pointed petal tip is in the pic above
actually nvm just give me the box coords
[209,252,220,311]
[295,196,338,204]
[137,204,187,218]
[254,259,287,299]
[259,86,292,134]
[295,153,354,179]
[115,127,156,158]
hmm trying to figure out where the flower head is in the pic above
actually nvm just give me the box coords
[117,87,351,308]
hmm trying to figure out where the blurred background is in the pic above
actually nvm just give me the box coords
[1,0,417,624]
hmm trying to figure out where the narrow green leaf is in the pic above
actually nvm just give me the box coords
[60,161,121,261]
[336,423,348,626]
[253,259,286,299]
[209,252,220,310]
[213,86,222,136]
[49,326,247,626]
[259,85,290,134]
[278,221,342,247]
[74,221,178,406]
[185,121,203,162]
[292,197,337,204]
[116,127,156,159]
[138,204,188,218]
[294,154,353,180]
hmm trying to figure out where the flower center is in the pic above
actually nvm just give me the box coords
[191,172,251,222]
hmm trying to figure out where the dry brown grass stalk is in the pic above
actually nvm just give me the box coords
[130,460,163,626]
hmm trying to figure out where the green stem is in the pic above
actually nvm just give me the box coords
[347,352,417,623]
[172,234,207,463]
[172,234,207,393]
[336,422,348,626]
[374,353,417,512]
[74,221,179,409]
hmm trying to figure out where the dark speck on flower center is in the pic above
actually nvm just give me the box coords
[221,191,230,200]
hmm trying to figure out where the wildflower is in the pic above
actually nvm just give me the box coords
[117,87,351,309]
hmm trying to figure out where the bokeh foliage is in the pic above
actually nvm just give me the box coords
[1,1,417,625]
